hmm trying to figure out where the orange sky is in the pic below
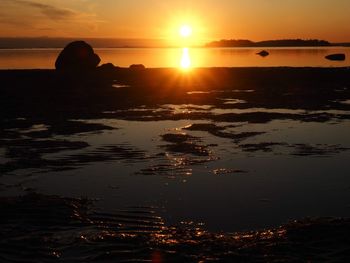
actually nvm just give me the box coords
[1,0,350,43]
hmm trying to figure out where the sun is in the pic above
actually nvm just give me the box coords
[179,25,192,38]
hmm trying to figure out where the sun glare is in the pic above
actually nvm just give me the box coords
[179,25,192,38]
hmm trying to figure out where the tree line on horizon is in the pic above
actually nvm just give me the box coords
[206,39,332,47]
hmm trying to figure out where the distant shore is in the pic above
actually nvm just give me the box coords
[1,37,350,49]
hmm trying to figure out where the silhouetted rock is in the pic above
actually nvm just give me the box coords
[55,41,101,71]
[325,53,346,61]
[257,50,269,57]
[129,64,146,70]
[98,63,117,72]
[96,63,117,84]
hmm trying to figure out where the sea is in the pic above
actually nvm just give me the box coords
[0,46,349,69]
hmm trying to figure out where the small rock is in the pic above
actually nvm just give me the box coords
[257,50,269,57]
[325,53,346,61]
[98,63,117,73]
[129,64,146,70]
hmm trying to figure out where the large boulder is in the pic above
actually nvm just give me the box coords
[55,41,101,71]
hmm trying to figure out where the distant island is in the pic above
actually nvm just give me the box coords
[206,39,332,47]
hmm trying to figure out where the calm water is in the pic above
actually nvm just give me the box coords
[0,47,350,69]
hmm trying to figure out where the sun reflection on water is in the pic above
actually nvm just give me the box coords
[180,47,191,70]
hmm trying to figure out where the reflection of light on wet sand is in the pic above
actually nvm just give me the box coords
[180,48,191,70]
[186,89,255,95]
[112,84,130,89]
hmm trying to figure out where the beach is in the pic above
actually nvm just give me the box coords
[1,67,350,261]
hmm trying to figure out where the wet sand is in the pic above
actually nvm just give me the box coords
[1,67,350,174]
[1,67,350,261]
[1,67,350,116]
[1,193,350,262]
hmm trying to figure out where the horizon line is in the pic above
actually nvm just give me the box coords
[1,36,350,43]
[1,37,350,49]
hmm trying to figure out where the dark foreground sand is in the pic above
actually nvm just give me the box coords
[1,67,350,117]
[1,67,350,262]
[1,193,349,262]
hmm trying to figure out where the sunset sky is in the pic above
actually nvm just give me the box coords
[1,0,350,43]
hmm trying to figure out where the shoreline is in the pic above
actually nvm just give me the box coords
[1,66,349,89]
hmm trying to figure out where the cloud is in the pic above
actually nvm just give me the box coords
[0,17,30,27]
[0,0,104,36]
[7,0,77,20]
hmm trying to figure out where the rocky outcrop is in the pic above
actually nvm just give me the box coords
[55,41,101,71]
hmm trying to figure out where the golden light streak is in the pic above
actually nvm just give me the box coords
[180,47,191,70]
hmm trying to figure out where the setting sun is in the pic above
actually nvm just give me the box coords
[163,13,206,47]
[179,25,192,38]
